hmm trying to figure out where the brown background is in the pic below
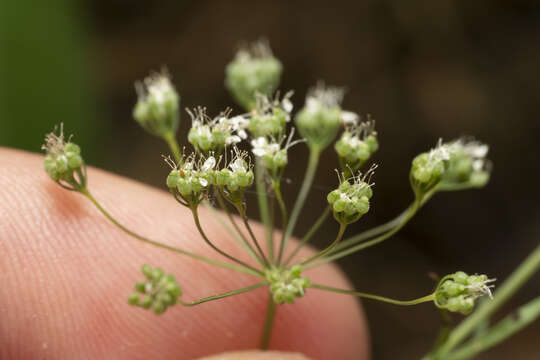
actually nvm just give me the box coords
[2,1,540,358]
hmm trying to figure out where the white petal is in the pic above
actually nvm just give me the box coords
[202,157,216,171]
[341,111,359,125]
[282,98,293,113]
[199,178,208,187]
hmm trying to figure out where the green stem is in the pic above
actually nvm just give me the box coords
[260,294,278,350]
[284,206,331,266]
[305,197,420,270]
[255,159,274,263]
[179,282,267,306]
[191,206,264,276]
[301,223,347,266]
[310,283,435,306]
[80,188,260,277]
[331,189,436,255]
[235,203,269,266]
[163,131,182,164]
[433,243,540,358]
[278,145,320,264]
[443,296,540,360]
[202,199,264,267]
[271,181,288,251]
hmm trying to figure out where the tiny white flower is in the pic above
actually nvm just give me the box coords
[199,178,209,187]
[341,111,359,125]
[202,156,216,171]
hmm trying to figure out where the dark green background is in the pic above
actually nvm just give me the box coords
[1,1,539,358]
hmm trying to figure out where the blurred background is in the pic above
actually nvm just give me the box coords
[1,0,539,358]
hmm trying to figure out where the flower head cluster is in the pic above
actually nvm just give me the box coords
[166,154,217,204]
[266,265,311,304]
[187,107,248,153]
[327,167,375,224]
[42,125,86,189]
[215,149,254,196]
[247,91,294,137]
[434,271,495,315]
[128,264,181,315]
[335,119,379,171]
[295,83,357,150]
[133,71,180,137]
[251,130,303,177]
[410,140,452,195]
[442,138,491,189]
[225,40,283,111]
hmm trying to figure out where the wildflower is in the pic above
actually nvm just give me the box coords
[442,138,491,189]
[165,153,216,205]
[434,271,495,314]
[327,166,376,224]
[410,139,452,196]
[133,70,180,138]
[187,107,248,153]
[225,40,283,111]
[248,91,294,137]
[42,125,86,190]
[128,264,181,315]
[221,149,254,193]
[295,83,357,150]
[335,119,378,171]
[266,265,311,304]
[251,130,304,176]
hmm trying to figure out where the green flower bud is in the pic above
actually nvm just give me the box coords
[129,264,181,315]
[164,154,217,206]
[187,107,248,153]
[247,91,293,138]
[42,125,87,190]
[335,120,378,173]
[127,293,140,305]
[410,140,451,196]
[265,266,311,305]
[434,271,495,315]
[327,167,376,224]
[251,130,303,178]
[133,71,180,138]
[296,84,355,150]
[439,138,491,190]
[225,40,282,111]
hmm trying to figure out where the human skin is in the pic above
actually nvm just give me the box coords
[0,148,369,359]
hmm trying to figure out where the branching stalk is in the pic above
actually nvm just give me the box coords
[305,197,421,269]
[284,206,331,265]
[300,223,347,266]
[179,282,267,306]
[278,145,320,264]
[310,283,435,306]
[191,206,264,275]
[81,188,261,276]
[255,159,274,263]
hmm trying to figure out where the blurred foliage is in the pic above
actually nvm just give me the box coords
[0,0,101,162]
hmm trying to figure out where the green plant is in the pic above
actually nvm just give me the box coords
[42,40,540,358]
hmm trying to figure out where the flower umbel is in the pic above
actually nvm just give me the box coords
[187,107,248,153]
[247,91,294,138]
[133,70,180,138]
[42,124,86,190]
[43,39,511,356]
[335,119,378,173]
[225,40,283,111]
[327,166,376,224]
[434,271,496,314]
[441,138,491,189]
[128,264,181,315]
[295,83,357,150]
